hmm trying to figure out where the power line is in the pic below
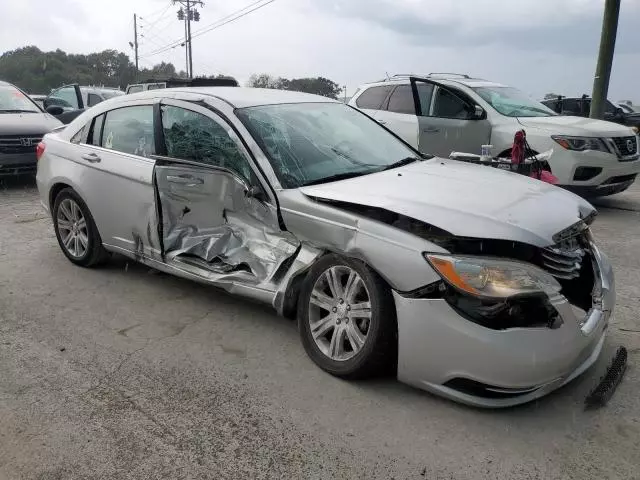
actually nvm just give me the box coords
[139,0,276,59]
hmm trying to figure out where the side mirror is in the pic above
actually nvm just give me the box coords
[472,105,485,119]
[46,105,64,116]
[246,185,267,202]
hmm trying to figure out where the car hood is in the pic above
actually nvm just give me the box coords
[517,115,634,136]
[0,112,63,135]
[299,159,595,247]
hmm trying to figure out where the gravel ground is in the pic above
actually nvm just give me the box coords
[1,178,639,480]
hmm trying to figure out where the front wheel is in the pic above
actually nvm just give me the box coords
[298,254,397,379]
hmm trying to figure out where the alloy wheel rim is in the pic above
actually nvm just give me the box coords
[57,198,88,258]
[308,266,372,361]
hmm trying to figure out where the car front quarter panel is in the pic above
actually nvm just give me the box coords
[277,189,445,292]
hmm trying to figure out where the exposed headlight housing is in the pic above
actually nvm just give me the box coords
[424,254,561,299]
[551,135,611,153]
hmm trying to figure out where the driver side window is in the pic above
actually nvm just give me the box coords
[160,105,252,181]
[432,87,473,119]
[49,86,79,110]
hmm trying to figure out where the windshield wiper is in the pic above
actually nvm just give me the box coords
[0,109,38,113]
[301,170,372,187]
[378,156,422,172]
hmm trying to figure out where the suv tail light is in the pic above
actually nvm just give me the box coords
[36,141,45,161]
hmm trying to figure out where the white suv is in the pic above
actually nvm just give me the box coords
[349,74,640,197]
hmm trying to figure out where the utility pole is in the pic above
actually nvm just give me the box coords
[590,0,621,119]
[133,13,139,78]
[175,0,203,78]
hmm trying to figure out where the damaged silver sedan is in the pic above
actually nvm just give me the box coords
[36,87,614,407]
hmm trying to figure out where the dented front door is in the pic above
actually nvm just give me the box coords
[154,99,299,286]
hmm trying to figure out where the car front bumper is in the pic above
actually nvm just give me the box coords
[394,241,615,408]
[0,152,37,176]
[549,145,640,196]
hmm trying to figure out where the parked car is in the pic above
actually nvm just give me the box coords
[29,94,47,109]
[36,87,614,407]
[617,103,638,115]
[0,80,62,176]
[541,95,640,132]
[43,84,124,124]
[125,76,239,94]
[349,74,640,197]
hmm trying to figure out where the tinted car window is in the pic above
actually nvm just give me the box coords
[49,86,79,110]
[433,88,472,119]
[87,93,103,107]
[415,82,435,115]
[355,86,393,110]
[562,99,579,113]
[386,85,415,114]
[101,106,155,158]
[88,114,105,146]
[161,105,251,180]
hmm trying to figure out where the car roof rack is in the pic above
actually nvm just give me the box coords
[426,72,472,79]
[377,73,477,82]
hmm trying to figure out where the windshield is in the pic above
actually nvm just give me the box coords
[0,85,41,113]
[236,102,419,188]
[473,86,556,117]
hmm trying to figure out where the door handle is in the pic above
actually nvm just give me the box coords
[81,152,101,163]
[423,127,440,133]
[166,175,204,186]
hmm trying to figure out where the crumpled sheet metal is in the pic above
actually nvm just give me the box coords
[158,165,299,284]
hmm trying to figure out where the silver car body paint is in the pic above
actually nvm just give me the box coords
[299,159,597,247]
[155,162,299,284]
[36,87,614,407]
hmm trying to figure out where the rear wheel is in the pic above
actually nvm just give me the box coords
[298,254,396,379]
[53,188,108,267]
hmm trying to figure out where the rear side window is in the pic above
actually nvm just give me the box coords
[101,106,155,158]
[386,85,415,114]
[127,85,143,94]
[562,99,579,113]
[355,86,393,110]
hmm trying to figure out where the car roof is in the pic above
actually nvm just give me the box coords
[118,87,340,108]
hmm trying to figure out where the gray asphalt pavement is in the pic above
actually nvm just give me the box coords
[1,178,639,480]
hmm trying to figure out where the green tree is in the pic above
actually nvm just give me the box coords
[0,46,182,93]
[246,73,342,99]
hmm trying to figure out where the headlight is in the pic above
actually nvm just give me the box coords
[632,126,639,134]
[424,254,561,299]
[551,135,610,153]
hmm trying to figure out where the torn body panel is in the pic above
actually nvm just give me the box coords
[154,162,299,287]
[277,190,444,292]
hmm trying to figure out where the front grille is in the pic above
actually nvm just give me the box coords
[541,234,586,280]
[612,136,638,158]
[0,135,42,155]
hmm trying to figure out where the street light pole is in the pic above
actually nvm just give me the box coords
[590,0,621,119]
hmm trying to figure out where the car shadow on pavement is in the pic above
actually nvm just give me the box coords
[0,175,37,192]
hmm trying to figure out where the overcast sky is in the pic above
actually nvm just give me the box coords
[2,0,639,101]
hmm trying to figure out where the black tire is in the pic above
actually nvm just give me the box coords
[298,254,397,379]
[52,188,108,267]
